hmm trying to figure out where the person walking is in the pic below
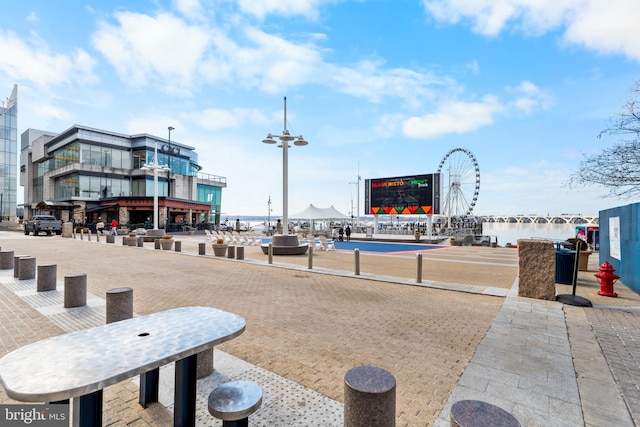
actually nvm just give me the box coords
[338,226,344,241]
[96,220,105,235]
[345,225,352,242]
[110,218,118,235]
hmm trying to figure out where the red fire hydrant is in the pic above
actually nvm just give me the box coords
[595,261,620,297]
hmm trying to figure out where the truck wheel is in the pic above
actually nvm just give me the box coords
[24,228,29,235]
[34,228,39,236]
[56,230,62,235]
[46,231,52,236]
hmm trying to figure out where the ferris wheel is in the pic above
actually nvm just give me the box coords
[437,148,480,220]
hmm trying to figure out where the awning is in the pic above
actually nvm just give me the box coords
[35,200,80,210]
[85,203,119,212]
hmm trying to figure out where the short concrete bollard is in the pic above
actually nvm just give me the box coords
[416,252,423,283]
[37,264,57,292]
[354,248,360,275]
[236,246,244,260]
[96,231,100,243]
[14,255,28,278]
[268,243,273,264]
[175,241,182,252]
[0,250,14,270]
[87,230,92,241]
[122,236,127,246]
[106,287,133,324]
[137,236,144,247]
[155,239,161,250]
[344,365,396,427]
[64,273,87,308]
[198,242,206,255]
[308,246,313,269]
[18,257,37,280]
[227,246,235,259]
[197,349,214,379]
[80,229,84,240]
[450,400,521,427]
[106,235,115,244]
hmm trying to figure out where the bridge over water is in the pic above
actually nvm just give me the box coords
[479,214,598,224]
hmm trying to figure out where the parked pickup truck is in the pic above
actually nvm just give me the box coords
[24,215,63,236]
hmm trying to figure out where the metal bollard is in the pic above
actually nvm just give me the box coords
[87,230,91,241]
[96,230,100,243]
[80,229,84,240]
[416,252,423,283]
[268,243,273,264]
[308,246,313,269]
[73,227,76,239]
[344,365,396,427]
[354,248,360,275]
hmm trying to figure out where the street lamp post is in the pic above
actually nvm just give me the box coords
[141,140,169,230]
[167,126,174,198]
[262,97,308,234]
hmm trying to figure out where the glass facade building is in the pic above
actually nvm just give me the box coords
[0,85,17,221]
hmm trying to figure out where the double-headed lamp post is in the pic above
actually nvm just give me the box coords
[141,140,169,230]
[262,97,308,234]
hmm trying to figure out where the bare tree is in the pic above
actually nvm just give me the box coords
[569,81,640,198]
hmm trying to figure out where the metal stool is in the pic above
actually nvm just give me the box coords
[208,381,262,427]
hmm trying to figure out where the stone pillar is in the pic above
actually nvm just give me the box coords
[37,264,57,292]
[344,365,396,427]
[0,250,14,270]
[61,222,73,238]
[236,246,244,260]
[517,239,556,300]
[106,287,133,324]
[227,246,235,259]
[197,349,214,379]
[198,242,206,255]
[18,257,37,280]
[64,273,87,308]
[14,255,28,278]
[175,241,182,252]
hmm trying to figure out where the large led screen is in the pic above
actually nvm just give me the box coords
[365,174,440,215]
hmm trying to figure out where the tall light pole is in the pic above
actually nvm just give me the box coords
[167,126,174,198]
[262,97,308,234]
[141,140,169,230]
[349,162,361,230]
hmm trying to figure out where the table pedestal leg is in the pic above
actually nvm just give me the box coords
[139,368,160,408]
[77,389,103,427]
[174,354,197,427]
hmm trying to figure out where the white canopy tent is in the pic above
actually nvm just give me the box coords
[290,204,350,232]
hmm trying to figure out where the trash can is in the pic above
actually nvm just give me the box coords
[555,246,576,285]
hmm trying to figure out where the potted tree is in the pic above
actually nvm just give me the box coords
[159,234,174,250]
[125,232,138,246]
[212,237,228,257]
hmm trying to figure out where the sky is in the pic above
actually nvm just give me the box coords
[1,0,639,219]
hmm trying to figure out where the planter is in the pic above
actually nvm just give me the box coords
[212,243,228,257]
[159,239,174,250]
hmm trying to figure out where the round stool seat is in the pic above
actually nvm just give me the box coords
[208,381,262,421]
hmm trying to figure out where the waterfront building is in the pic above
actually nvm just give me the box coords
[19,124,226,230]
[0,85,18,222]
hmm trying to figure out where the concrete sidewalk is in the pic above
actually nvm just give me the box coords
[0,230,638,426]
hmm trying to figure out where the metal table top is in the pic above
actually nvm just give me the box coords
[0,306,246,402]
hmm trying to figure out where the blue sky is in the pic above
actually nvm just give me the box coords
[1,0,639,218]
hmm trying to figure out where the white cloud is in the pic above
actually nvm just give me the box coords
[235,0,337,20]
[422,0,640,62]
[192,107,269,130]
[402,96,504,139]
[33,103,73,121]
[508,80,554,114]
[91,11,211,91]
[0,29,97,86]
[26,12,39,24]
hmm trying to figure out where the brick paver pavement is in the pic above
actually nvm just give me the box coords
[0,235,514,426]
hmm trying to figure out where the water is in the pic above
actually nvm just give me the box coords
[482,222,582,246]
[229,215,587,246]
